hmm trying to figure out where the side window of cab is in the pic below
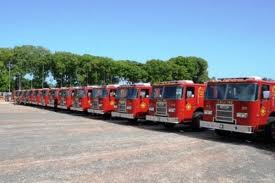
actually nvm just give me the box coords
[140,89,150,98]
[186,87,195,99]
[261,85,270,100]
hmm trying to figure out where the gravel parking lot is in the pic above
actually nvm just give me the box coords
[0,103,274,183]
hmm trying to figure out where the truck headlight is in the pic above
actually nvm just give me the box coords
[126,106,132,110]
[204,110,213,115]
[236,113,248,118]
[149,107,154,111]
[168,108,176,113]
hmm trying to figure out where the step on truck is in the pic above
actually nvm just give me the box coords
[57,87,74,110]
[146,80,206,129]
[111,83,152,121]
[48,88,60,108]
[70,86,94,112]
[200,77,275,141]
[88,85,118,116]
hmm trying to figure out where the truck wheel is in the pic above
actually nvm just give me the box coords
[215,129,231,137]
[264,117,275,142]
[129,118,138,123]
[163,123,176,129]
[192,111,203,130]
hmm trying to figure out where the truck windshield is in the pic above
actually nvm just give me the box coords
[116,88,127,99]
[42,90,47,96]
[60,90,67,97]
[205,83,258,101]
[92,89,101,98]
[76,89,85,98]
[163,86,183,99]
[152,87,164,99]
[34,91,39,96]
[127,88,138,99]
[50,90,56,96]
[99,89,108,98]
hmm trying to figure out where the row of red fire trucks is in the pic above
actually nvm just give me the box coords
[13,77,275,141]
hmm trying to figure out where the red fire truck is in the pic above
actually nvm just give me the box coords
[48,88,60,108]
[88,85,118,116]
[57,87,74,110]
[41,88,50,106]
[200,77,275,141]
[146,80,206,128]
[111,83,152,121]
[71,86,94,112]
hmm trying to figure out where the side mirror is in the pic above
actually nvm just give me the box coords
[263,91,270,99]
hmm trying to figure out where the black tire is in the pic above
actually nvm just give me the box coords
[192,111,203,130]
[264,117,275,142]
[215,129,231,136]
[129,118,138,123]
[163,123,176,129]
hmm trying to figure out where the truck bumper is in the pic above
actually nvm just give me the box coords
[88,109,104,115]
[111,112,134,119]
[146,115,179,124]
[47,104,55,108]
[200,121,253,134]
[71,107,84,111]
[57,105,68,110]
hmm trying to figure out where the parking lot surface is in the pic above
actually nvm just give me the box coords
[0,103,274,183]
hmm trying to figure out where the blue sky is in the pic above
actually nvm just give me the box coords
[1,0,275,78]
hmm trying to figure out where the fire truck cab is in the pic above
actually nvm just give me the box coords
[57,87,74,110]
[200,77,275,140]
[88,85,118,116]
[41,88,50,106]
[111,83,152,121]
[71,86,94,112]
[146,80,206,128]
[48,88,60,108]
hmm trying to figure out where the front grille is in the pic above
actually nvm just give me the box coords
[92,100,99,110]
[156,101,167,116]
[118,100,126,113]
[60,98,65,106]
[216,104,234,123]
[41,99,45,105]
[49,97,54,105]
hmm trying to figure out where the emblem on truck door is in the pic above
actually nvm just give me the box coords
[186,103,192,111]
[260,106,267,117]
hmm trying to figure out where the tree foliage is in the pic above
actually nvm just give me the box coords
[0,45,209,91]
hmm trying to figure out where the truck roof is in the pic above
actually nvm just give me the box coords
[152,80,205,86]
[118,83,151,88]
[208,77,275,84]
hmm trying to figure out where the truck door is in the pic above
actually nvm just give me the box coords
[259,84,271,126]
[185,87,196,119]
[140,89,150,112]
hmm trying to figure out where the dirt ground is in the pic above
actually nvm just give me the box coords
[0,103,274,183]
